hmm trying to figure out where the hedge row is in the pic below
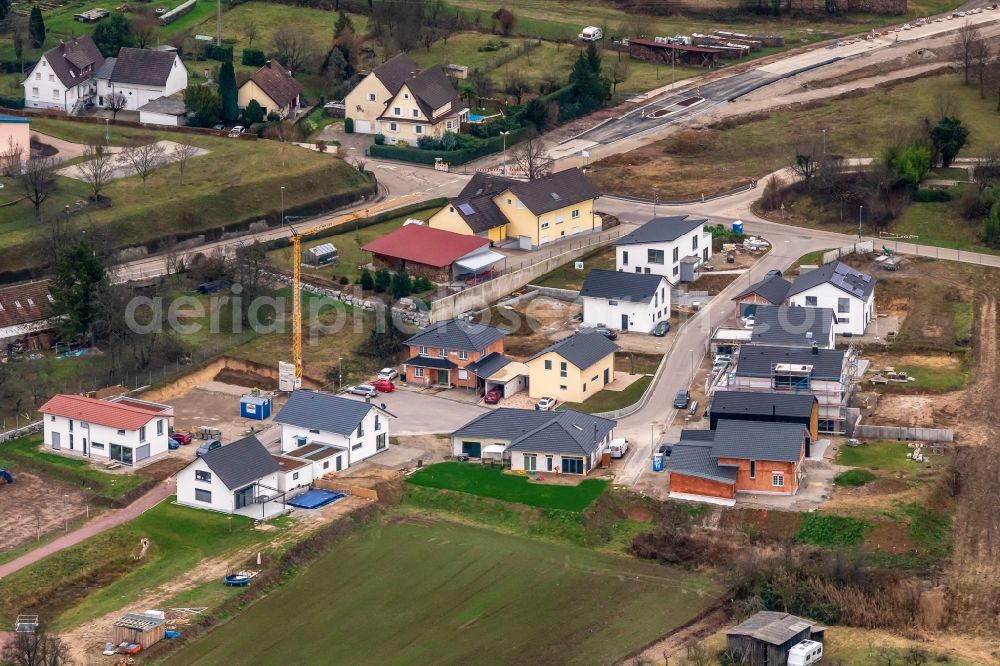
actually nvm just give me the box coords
[914,188,952,203]
[369,129,526,166]
[0,96,25,109]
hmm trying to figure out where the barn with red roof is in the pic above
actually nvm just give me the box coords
[361,223,505,283]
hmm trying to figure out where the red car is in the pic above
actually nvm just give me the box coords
[371,378,395,393]
[484,388,502,404]
[169,432,192,445]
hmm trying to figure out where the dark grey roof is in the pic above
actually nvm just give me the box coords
[200,435,281,490]
[275,390,379,436]
[402,355,457,370]
[137,95,186,115]
[679,429,716,442]
[615,215,707,246]
[405,65,462,119]
[734,344,845,381]
[40,37,104,88]
[726,611,823,645]
[110,48,178,87]
[733,274,791,304]
[466,351,511,378]
[506,168,599,216]
[709,392,817,420]
[712,420,806,462]
[92,56,116,81]
[786,260,875,301]
[751,305,834,348]
[669,442,737,484]
[405,319,506,352]
[529,330,619,370]
[449,172,517,233]
[370,52,420,94]
[580,269,667,303]
[453,408,616,458]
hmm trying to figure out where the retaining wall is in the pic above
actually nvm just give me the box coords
[854,424,954,442]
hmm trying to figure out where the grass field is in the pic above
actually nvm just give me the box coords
[558,375,652,414]
[1,118,371,274]
[0,434,146,501]
[169,516,721,665]
[590,74,1000,205]
[836,440,951,474]
[534,245,615,290]
[0,500,283,628]
[407,462,607,511]
[615,352,663,375]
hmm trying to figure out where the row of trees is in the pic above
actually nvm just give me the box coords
[358,267,432,298]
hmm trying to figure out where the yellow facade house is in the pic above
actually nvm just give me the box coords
[237,60,303,119]
[429,168,600,249]
[525,331,618,404]
[344,53,466,143]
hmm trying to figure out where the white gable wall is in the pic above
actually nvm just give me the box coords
[581,279,670,334]
[279,408,389,465]
[616,229,711,282]
[23,56,75,111]
[786,283,873,335]
[43,413,170,464]
[98,56,187,111]
[177,457,236,513]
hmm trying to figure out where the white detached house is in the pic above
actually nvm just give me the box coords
[579,269,670,333]
[784,261,876,336]
[274,390,393,467]
[23,37,104,113]
[94,47,187,112]
[615,215,712,283]
[39,394,173,466]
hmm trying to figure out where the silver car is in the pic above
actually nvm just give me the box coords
[346,384,378,398]
[535,396,557,411]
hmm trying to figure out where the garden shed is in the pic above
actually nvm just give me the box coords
[304,243,339,266]
[112,613,166,649]
[725,611,824,666]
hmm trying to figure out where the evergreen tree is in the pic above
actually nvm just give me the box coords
[585,41,601,74]
[184,85,222,128]
[28,5,45,49]
[0,0,12,22]
[374,268,391,293]
[359,268,374,291]
[390,269,412,299]
[334,10,354,37]
[243,99,265,124]
[50,240,106,340]
[218,59,239,123]
[92,12,132,56]
[929,117,970,168]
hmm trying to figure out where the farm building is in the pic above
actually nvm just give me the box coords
[111,613,166,650]
[626,39,723,67]
[361,224,503,283]
[725,611,824,666]
[0,280,55,352]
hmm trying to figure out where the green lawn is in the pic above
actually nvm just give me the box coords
[835,441,951,473]
[407,462,608,511]
[169,516,721,665]
[534,245,615,290]
[0,500,284,628]
[558,375,652,414]
[0,434,146,502]
[3,118,372,274]
[891,362,970,392]
[615,352,663,376]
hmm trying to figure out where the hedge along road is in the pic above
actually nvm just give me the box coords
[113,161,468,282]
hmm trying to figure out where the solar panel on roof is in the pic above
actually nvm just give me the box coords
[550,192,561,200]
[834,263,849,275]
[862,275,872,282]
[457,202,476,215]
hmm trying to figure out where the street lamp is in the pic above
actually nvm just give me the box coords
[338,357,343,391]
[689,348,695,382]
[653,185,658,217]
[280,186,286,226]
[858,205,863,239]
[500,130,509,176]
[104,118,110,144]
[821,129,826,157]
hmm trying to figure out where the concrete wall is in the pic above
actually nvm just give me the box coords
[430,230,622,321]
[854,425,954,442]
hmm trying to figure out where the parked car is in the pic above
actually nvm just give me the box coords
[212,123,225,131]
[594,326,618,340]
[713,354,732,366]
[764,269,782,278]
[168,438,180,450]
[484,388,502,404]
[657,443,673,457]
[609,438,629,459]
[572,312,583,322]
[371,378,395,393]
[535,396,557,411]
[169,431,192,446]
[579,26,603,41]
[652,320,671,337]
[196,439,222,457]
[672,389,690,409]
[346,384,378,397]
[378,368,399,381]
[229,125,245,137]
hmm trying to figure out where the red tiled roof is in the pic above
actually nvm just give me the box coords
[246,60,303,110]
[39,394,171,430]
[361,225,491,268]
[0,280,52,329]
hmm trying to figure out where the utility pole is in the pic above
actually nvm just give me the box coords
[216,0,222,46]
[858,205,863,239]
[500,130,509,176]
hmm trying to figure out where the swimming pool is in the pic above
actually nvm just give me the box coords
[468,114,485,122]
[287,489,346,509]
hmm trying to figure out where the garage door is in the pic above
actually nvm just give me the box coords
[354,119,371,133]
[461,441,481,457]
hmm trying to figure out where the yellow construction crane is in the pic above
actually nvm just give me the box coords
[284,194,423,387]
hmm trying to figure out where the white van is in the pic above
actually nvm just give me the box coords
[579,26,603,41]
[787,639,823,666]
[609,438,629,458]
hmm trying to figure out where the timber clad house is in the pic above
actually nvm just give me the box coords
[451,407,617,475]
[429,169,601,249]
[667,420,810,506]
[344,52,467,144]
[402,319,507,389]
[39,394,174,466]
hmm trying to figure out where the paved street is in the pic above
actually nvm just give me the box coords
[339,389,488,436]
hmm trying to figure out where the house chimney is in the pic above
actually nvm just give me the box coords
[811,343,819,355]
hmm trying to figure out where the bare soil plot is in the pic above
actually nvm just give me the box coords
[0,471,89,555]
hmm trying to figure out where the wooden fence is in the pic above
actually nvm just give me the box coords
[313,478,379,501]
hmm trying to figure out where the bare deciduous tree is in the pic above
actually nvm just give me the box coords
[975,147,1000,193]
[272,25,318,73]
[971,37,992,99]
[19,155,58,221]
[610,60,630,95]
[242,18,259,48]
[1,626,71,666]
[106,91,128,121]
[0,137,23,177]
[503,74,530,105]
[510,134,552,180]
[78,143,117,200]
[171,142,199,184]
[130,7,159,49]
[790,138,821,187]
[953,22,983,86]
[118,141,166,186]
